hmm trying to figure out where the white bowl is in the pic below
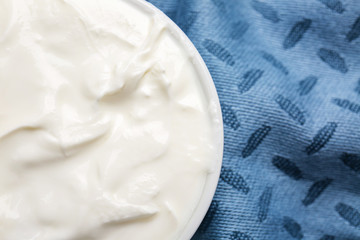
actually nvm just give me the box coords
[132,1,224,239]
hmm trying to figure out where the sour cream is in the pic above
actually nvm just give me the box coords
[0,0,221,239]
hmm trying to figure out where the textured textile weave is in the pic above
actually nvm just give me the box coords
[147,0,360,239]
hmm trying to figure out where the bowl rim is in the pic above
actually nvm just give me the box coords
[129,0,224,239]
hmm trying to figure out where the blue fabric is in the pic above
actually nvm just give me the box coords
[147,0,360,239]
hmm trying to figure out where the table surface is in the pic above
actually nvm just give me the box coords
[147,0,360,239]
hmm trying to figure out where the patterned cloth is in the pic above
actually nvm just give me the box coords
[147,0,360,239]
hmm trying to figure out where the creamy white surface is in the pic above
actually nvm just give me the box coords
[0,0,217,239]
